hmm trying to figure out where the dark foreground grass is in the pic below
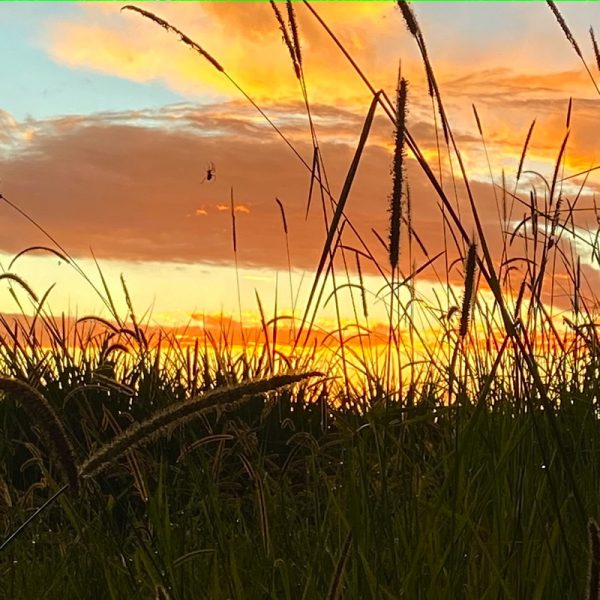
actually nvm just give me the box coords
[1,345,600,599]
[3,1,600,598]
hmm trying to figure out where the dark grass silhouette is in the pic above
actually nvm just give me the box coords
[1,2,600,597]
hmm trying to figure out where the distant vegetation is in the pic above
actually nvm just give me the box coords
[2,2,600,598]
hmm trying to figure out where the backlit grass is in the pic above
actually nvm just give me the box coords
[3,2,600,598]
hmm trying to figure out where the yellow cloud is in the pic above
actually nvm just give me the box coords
[47,2,402,107]
[45,3,600,178]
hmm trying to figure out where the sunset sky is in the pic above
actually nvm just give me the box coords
[1,1,600,338]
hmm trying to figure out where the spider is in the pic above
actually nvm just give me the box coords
[201,161,216,184]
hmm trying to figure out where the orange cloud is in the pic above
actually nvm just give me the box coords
[47,2,399,108]
[214,203,250,213]
[41,3,600,195]
[2,99,599,318]
[45,3,600,116]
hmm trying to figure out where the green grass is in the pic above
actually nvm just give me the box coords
[3,1,600,598]
[2,368,600,598]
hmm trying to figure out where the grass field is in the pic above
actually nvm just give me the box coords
[2,2,600,598]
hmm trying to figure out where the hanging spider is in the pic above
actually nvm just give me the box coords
[201,161,216,184]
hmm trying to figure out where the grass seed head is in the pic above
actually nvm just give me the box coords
[591,27,600,72]
[459,243,478,338]
[0,378,78,491]
[546,1,583,58]
[389,77,408,271]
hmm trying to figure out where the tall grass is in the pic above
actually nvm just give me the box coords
[2,1,600,597]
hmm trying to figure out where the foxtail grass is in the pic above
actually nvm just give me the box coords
[388,77,407,272]
[459,243,478,339]
[546,1,600,94]
[270,0,300,79]
[591,27,600,72]
[3,3,600,596]
[0,378,78,490]
[546,0,582,58]
[78,372,319,479]
[121,5,223,72]
[286,0,302,68]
